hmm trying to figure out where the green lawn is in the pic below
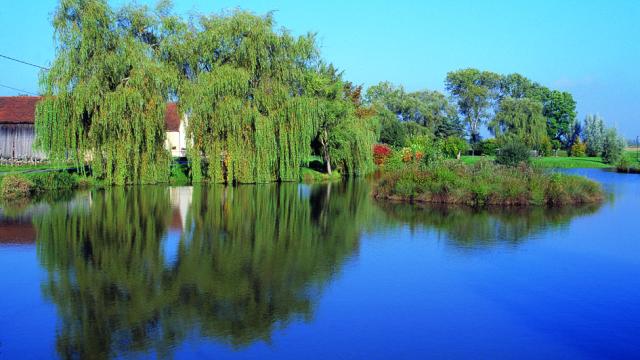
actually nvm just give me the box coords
[0,163,56,173]
[623,149,640,163]
[461,155,611,169]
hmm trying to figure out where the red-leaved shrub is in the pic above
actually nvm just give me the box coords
[373,144,392,165]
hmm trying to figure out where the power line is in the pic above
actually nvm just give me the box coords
[0,83,39,96]
[0,54,49,70]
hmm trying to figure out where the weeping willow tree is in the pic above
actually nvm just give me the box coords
[35,0,178,185]
[172,11,374,183]
[489,97,547,148]
[309,65,377,176]
[35,1,374,185]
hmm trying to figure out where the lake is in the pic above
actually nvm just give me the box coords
[0,169,638,359]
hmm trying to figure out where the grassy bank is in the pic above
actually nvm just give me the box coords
[617,150,640,173]
[0,171,92,203]
[373,160,603,207]
[461,155,611,168]
[0,163,66,173]
[300,168,342,183]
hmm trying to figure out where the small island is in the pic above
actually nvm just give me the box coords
[372,142,604,207]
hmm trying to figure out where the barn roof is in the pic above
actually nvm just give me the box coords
[0,96,181,130]
[0,96,42,124]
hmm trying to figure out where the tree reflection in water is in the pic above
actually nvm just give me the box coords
[30,180,600,358]
[376,202,601,249]
[34,182,370,359]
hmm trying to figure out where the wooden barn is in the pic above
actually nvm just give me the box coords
[0,96,45,161]
[0,96,187,161]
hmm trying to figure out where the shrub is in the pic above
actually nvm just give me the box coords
[29,172,76,192]
[169,163,191,185]
[569,139,587,157]
[601,128,625,164]
[441,137,469,159]
[535,136,553,157]
[419,139,444,166]
[480,138,499,156]
[379,118,407,147]
[373,144,393,165]
[495,140,530,167]
[0,175,33,200]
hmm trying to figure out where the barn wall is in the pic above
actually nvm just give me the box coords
[0,124,46,160]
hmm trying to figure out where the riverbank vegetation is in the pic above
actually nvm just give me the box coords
[373,160,603,206]
[616,149,640,173]
[0,172,85,202]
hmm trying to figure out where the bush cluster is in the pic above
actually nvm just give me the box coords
[495,141,531,167]
[0,171,78,202]
[569,139,587,157]
[0,175,34,200]
[373,160,603,207]
[373,144,393,165]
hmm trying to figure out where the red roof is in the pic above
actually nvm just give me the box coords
[0,96,181,130]
[165,102,180,132]
[0,96,42,124]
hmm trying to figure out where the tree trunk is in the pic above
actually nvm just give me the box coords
[321,130,332,175]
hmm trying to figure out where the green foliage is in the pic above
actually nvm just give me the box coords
[366,82,458,132]
[583,114,605,156]
[601,128,626,164]
[0,171,80,201]
[36,0,175,185]
[480,138,499,156]
[445,68,500,144]
[441,137,469,158]
[496,140,530,167]
[175,12,373,183]
[541,90,577,147]
[490,97,546,148]
[169,162,190,185]
[499,74,576,147]
[300,167,342,182]
[35,2,375,185]
[374,161,603,206]
[29,172,76,191]
[379,114,407,147]
[0,175,33,200]
[535,136,553,157]
[570,139,587,157]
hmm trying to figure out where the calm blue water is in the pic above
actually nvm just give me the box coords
[0,169,638,359]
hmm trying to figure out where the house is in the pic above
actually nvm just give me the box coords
[164,103,188,157]
[0,96,187,161]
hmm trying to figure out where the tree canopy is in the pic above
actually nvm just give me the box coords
[36,0,178,184]
[489,97,547,148]
[35,1,376,184]
[445,68,500,144]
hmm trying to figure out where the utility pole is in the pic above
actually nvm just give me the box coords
[637,136,639,162]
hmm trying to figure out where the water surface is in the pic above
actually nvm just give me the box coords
[0,169,638,359]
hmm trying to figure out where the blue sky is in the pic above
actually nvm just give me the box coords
[1,0,638,137]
